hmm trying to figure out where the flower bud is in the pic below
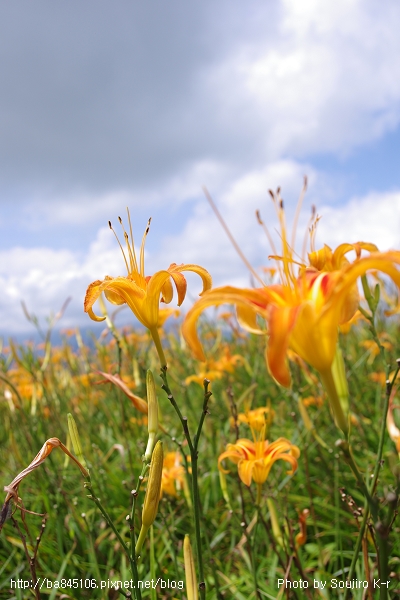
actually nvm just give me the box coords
[184,534,198,600]
[67,414,89,474]
[266,498,284,548]
[135,440,163,556]
[144,370,158,462]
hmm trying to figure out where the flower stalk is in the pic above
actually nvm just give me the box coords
[160,367,210,600]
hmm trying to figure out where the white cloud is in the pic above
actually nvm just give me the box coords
[0,226,123,333]
[203,0,400,158]
[1,161,400,334]
[317,191,400,251]
[0,159,312,332]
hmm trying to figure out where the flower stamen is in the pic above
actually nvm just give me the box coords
[109,220,130,274]
[140,217,152,277]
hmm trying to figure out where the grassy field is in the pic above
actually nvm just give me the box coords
[0,303,399,600]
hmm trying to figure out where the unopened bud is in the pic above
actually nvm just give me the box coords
[266,498,284,548]
[135,441,163,556]
[144,370,158,462]
[67,414,89,473]
[184,534,198,600]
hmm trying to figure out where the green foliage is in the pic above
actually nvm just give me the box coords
[0,317,399,599]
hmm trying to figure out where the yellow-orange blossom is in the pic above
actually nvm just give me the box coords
[84,213,212,366]
[218,431,300,487]
[182,198,400,432]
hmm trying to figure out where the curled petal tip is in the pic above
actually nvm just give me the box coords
[87,307,106,322]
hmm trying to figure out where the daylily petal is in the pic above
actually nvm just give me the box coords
[147,270,177,303]
[236,304,265,334]
[266,304,299,387]
[182,287,271,361]
[169,263,213,295]
[252,459,272,484]
[308,245,334,271]
[84,276,145,320]
[218,448,243,472]
[238,459,254,486]
[161,277,174,304]
[84,279,106,318]
[157,308,180,328]
[104,288,126,305]
[168,267,188,306]
[87,307,106,322]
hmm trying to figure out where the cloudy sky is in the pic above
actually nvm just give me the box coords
[1,0,400,335]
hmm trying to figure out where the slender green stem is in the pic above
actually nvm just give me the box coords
[150,526,156,600]
[343,288,399,598]
[194,382,212,451]
[337,441,377,519]
[320,368,349,436]
[344,502,369,600]
[190,453,206,599]
[251,488,262,600]
[371,365,400,494]
[85,478,142,600]
[130,463,149,556]
[161,367,194,453]
[160,367,209,600]
[150,327,167,368]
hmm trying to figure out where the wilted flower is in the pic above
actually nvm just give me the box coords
[0,438,88,532]
[96,371,148,414]
[295,508,310,548]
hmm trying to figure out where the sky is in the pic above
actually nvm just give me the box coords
[1,0,400,336]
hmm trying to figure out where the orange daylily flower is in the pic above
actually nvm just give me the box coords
[218,425,300,487]
[339,309,367,334]
[185,344,245,386]
[361,334,393,364]
[84,213,212,366]
[161,451,186,497]
[302,395,324,408]
[236,406,275,432]
[157,308,180,328]
[183,191,400,433]
[185,369,224,386]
